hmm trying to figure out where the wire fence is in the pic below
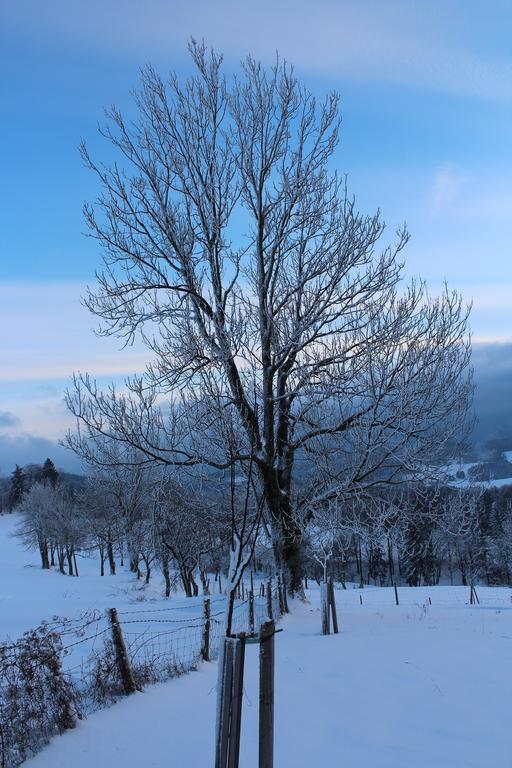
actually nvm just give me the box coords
[0,581,284,768]
[329,583,512,608]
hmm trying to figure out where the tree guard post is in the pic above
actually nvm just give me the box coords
[320,581,330,635]
[215,634,246,768]
[328,577,339,633]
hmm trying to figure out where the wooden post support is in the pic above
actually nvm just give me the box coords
[228,635,246,768]
[108,607,137,694]
[359,594,363,605]
[328,577,339,634]
[215,635,246,768]
[267,578,273,621]
[320,581,330,635]
[215,639,234,768]
[259,620,275,768]
[394,582,399,606]
[201,597,211,661]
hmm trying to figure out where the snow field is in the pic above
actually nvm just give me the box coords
[2,512,512,767]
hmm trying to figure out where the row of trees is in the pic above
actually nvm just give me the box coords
[12,453,512,590]
[304,484,512,588]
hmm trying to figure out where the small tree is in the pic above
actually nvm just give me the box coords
[8,465,25,511]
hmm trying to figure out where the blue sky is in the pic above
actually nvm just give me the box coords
[1,0,511,470]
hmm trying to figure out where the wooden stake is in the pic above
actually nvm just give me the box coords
[249,589,255,635]
[277,573,285,616]
[201,597,211,661]
[328,577,339,634]
[281,572,289,613]
[259,620,275,768]
[228,635,246,768]
[108,608,137,694]
[320,581,330,635]
[215,639,234,768]
[267,578,273,621]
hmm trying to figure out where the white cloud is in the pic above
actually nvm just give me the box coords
[431,164,470,214]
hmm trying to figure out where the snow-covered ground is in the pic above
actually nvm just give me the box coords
[444,459,512,489]
[2,512,512,767]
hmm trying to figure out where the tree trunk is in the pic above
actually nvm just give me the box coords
[107,541,116,575]
[66,548,74,576]
[162,556,171,597]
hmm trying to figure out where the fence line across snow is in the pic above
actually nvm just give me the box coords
[0,585,283,768]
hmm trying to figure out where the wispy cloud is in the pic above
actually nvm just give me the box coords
[3,0,512,102]
[431,164,470,215]
[0,282,147,383]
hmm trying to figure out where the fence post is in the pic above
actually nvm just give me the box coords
[277,574,285,616]
[249,589,255,635]
[202,597,211,661]
[108,607,137,694]
[259,620,275,768]
[282,573,289,613]
[394,582,399,606]
[320,581,330,635]
[267,578,273,621]
[328,577,339,634]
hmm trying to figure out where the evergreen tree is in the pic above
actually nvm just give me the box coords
[8,464,26,511]
[41,458,59,487]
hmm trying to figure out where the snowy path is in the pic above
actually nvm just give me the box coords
[24,592,512,768]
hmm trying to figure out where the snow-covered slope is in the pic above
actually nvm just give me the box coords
[0,512,172,642]
[3,512,512,767]
[21,586,512,768]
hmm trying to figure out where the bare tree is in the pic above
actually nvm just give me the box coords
[66,42,472,594]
